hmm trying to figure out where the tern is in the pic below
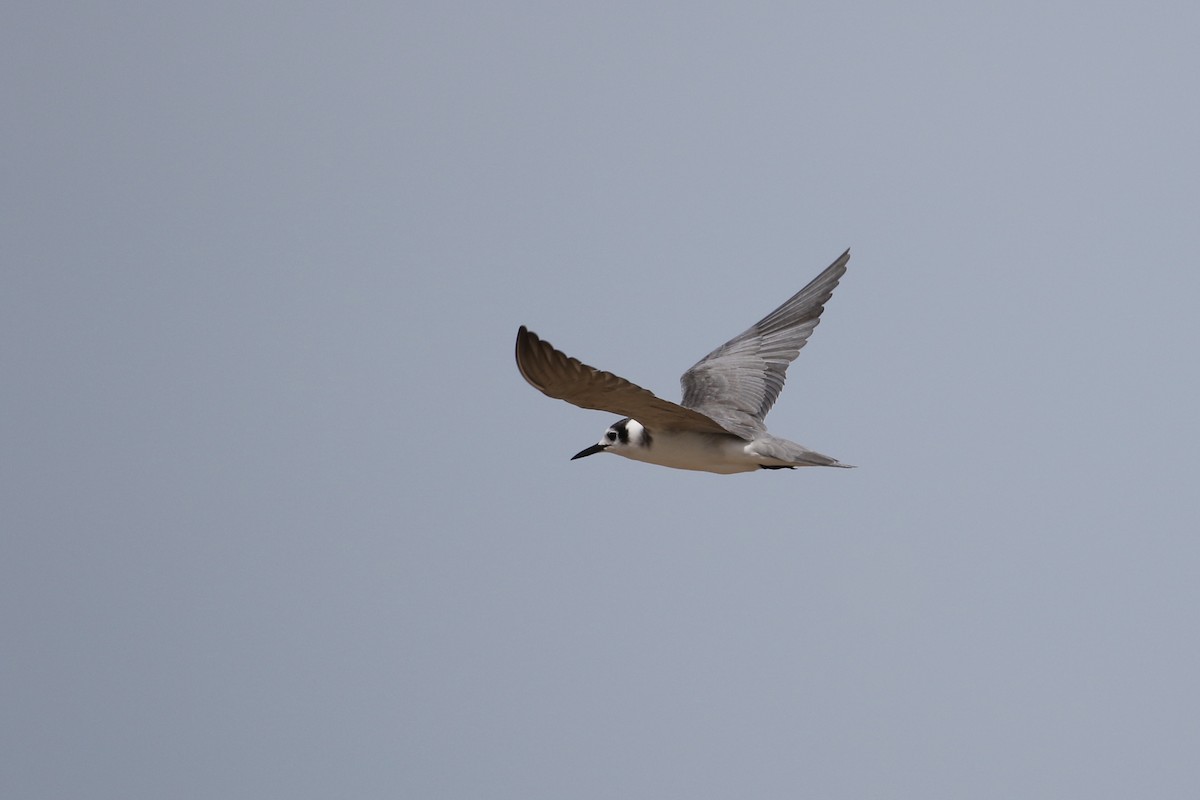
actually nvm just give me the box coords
[515,249,854,474]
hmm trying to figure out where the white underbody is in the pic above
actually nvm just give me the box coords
[614,429,796,474]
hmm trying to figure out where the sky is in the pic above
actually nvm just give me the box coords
[4,2,1200,798]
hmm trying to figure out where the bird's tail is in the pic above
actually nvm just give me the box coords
[752,437,855,468]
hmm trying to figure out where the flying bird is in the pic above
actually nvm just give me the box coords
[515,249,853,474]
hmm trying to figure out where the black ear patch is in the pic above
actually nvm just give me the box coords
[610,418,651,447]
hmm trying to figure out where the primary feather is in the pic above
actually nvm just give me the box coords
[680,249,849,439]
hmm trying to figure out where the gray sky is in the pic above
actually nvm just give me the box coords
[4,2,1200,798]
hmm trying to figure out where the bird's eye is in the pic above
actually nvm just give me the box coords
[606,431,617,442]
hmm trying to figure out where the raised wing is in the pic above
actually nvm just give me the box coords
[516,326,733,436]
[680,249,849,438]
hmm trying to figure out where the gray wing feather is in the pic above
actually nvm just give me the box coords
[680,249,849,438]
[516,326,733,435]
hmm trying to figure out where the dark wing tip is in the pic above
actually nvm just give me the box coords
[515,325,584,398]
[515,324,527,369]
[515,325,546,390]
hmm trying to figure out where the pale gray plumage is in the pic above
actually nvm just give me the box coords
[515,249,853,473]
[680,248,849,439]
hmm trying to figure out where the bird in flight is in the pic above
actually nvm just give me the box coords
[515,249,853,474]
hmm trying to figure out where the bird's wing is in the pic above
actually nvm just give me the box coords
[516,326,734,436]
[680,249,849,438]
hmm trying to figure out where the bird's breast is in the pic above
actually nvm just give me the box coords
[615,430,760,474]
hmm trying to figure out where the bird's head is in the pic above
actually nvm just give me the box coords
[571,418,651,461]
